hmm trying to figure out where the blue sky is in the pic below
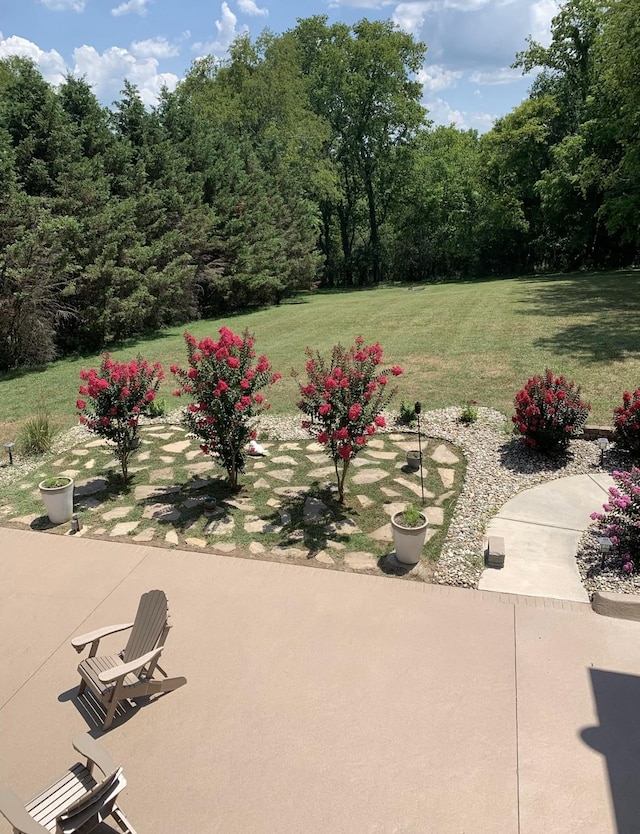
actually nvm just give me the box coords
[0,0,558,133]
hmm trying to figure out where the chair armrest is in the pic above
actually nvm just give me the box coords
[97,647,163,684]
[0,788,48,834]
[72,733,117,777]
[71,623,134,653]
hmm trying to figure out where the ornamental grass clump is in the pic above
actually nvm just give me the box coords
[590,467,640,575]
[512,369,591,453]
[77,354,164,483]
[613,389,640,459]
[295,336,403,503]
[171,327,281,490]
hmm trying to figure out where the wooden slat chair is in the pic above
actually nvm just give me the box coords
[71,590,186,731]
[0,733,136,834]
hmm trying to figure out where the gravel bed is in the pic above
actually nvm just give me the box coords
[2,407,637,596]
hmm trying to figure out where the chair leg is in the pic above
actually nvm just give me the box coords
[78,677,87,696]
[103,694,119,731]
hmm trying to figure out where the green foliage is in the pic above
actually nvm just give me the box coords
[17,412,55,456]
[459,400,479,424]
[77,354,164,482]
[513,369,591,453]
[398,400,416,426]
[613,389,640,459]
[171,328,280,489]
[398,505,424,528]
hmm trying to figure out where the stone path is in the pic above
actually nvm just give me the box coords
[4,423,463,579]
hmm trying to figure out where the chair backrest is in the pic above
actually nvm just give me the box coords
[122,590,170,664]
[56,768,125,834]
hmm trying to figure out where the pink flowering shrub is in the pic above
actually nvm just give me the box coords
[171,328,281,489]
[77,354,164,482]
[512,369,590,453]
[613,389,640,459]
[590,467,640,575]
[296,337,403,502]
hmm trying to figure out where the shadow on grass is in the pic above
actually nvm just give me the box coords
[514,270,640,362]
[264,481,358,556]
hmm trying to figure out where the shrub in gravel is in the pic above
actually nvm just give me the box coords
[512,369,591,453]
[613,389,640,459]
[590,467,640,575]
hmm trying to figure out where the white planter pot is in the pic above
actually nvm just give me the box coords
[39,478,74,524]
[391,510,428,565]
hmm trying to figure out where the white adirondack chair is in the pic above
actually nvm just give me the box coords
[0,733,136,833]
[72,589,186,731]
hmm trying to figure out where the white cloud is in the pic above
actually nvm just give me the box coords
[0,33,67,86]
[192,2,246,56]
[469,66,522,85]
[130,37,180,59]
[418,63,462,92]
[111,0,150,17]
[393,2,431,34]
[72,45,179,105]
[39,0,85,10]
[530,0,558,46]
[238,0,268,15]
[425,96,467,128]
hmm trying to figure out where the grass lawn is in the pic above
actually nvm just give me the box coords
[1,269,639,448]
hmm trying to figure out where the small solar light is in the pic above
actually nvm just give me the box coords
[4,441,15,465]
[597,536,612,569]
[596,437,609,465]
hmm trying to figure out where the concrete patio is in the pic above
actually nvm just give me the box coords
[1,525,638,833]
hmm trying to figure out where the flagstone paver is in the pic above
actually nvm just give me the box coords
[355,494,374,507]
[314,550,335,564]
[165,530,179,545]
[423,506,444,526]
[393,477,435,498]
[351,457,377,467]
[249,541,266,555]
[303,496,329,521]
[326,519,361,535]
[368,524,393,542]
[86,439,107,448]
[102,507,133,521]
[185,537,207,548]
[84,459,95,469]
[274,486,309,497]
[326,540,346,551]
[61,469,81,478]
[380,487,402,498]
[252,461,267,469]
[343,551,376,569]
[132,528,155,542]
[147,432,175,440]
[365,450,398,460]
[212,542,237,553]
[307,466,336,479]
[270,546,308,560]
[142,503,181,522]
[278,442,302,451]
[244,517,282,534]
[438,468,455,488]
[253,478,272,489]
[204,516,235,535]
[270,455,298,465]
[351,468,389,485]
[110,521,140,536]
[431,444,460,465]
[71,449,90,456]
[266,468,296,482]
[162,440,192,454]
[306,453,328,464]
[75,478,109,496]
[150,467,174,481]
[137,452,151,462]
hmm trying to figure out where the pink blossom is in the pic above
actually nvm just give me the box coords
[374,415,386,428]
[348,403,362,421]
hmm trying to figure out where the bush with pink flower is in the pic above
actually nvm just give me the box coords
[295,337,403,502]
[171,327,280,489]
[590,467,640,575]
[512,369,590,453]
[77,354,164,482]
[613,388,640,459]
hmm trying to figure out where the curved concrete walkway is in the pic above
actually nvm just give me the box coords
[479,473,614,602]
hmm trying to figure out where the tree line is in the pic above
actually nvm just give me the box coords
[0,0,637,372]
